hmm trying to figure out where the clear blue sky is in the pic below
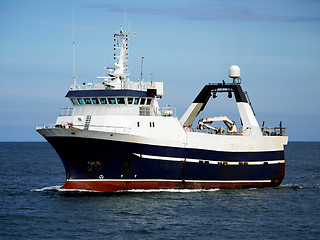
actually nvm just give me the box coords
[0,0,319,141]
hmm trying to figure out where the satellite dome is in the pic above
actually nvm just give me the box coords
[229,65,240,79]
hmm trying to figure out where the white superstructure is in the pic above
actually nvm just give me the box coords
[38,25,287,152]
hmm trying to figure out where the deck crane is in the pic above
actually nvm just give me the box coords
[197,116,238,134]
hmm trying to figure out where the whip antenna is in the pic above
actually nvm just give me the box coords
[124,4,127,33]
[140,56,144,82]
[72,7,77,89]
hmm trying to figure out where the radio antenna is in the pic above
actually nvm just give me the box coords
[140,56,144,82]
[124,4,127,33]
[72,7,78,89]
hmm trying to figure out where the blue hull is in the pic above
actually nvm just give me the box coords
[47,136,285,188]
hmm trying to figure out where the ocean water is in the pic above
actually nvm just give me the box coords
[0,142,319,240]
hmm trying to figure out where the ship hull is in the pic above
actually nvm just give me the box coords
[43,133,285,192]
[62,179,280,192]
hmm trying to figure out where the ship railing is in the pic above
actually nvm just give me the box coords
[36,124,131,133]
[36,124,56,130]
[192,126,286,136]
[192,127,243,135]
[159,107,176,117]
[59,107,73,116]
[262,127,286,136]
[36,123,76,130]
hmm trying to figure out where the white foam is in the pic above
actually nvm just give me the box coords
[119,188,220,193]
[32,185,102,193]
[33,186,220,193]
[32,185,62,192]
[279,183,304,189]
[58,188,101,193]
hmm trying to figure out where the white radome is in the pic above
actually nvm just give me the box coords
[229,65,241,78]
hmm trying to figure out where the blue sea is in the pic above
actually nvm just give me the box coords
[0,142,319,239]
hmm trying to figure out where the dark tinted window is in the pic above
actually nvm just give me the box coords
[117,98,125,104]
[140,98,146,105]
[92,98,99,104]
[134,98,139,105]
[71,98,78,105]
[108,98,116,104]
[84,98,91,104]
[128,98,133,104]
[99,98,107,104]
[78,99,84,105]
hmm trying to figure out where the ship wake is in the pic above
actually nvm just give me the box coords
[32,185,221,194]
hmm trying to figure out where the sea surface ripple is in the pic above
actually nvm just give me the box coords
[0,142,319,239]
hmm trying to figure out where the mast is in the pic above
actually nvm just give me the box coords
[107,25,135,89]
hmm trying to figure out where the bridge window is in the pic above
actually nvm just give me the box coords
[134,98,139,105]
[146,99,152,105]
[108,98,116,104]
[99,98,107,104]
[117,98,125,104]
[140,98,146,105]
[78,98,84,105]
[84,98,91,104]
[128,98,133,104]
[92,98,99,104]
[71,98,78,105]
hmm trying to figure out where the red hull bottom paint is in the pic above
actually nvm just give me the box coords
[61,179,282,192]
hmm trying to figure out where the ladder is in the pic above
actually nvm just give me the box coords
[244,91,255,116]
[84,115,91,130]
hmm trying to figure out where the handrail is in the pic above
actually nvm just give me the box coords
[192,126,286,136]
[262,127,286,136]
[36,124,131,133]
[192,127,243,135]
[37,123,286,136]
[36,124,56,130]
[160,107,176,117]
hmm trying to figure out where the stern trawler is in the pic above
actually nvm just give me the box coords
[36,26,288,192]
